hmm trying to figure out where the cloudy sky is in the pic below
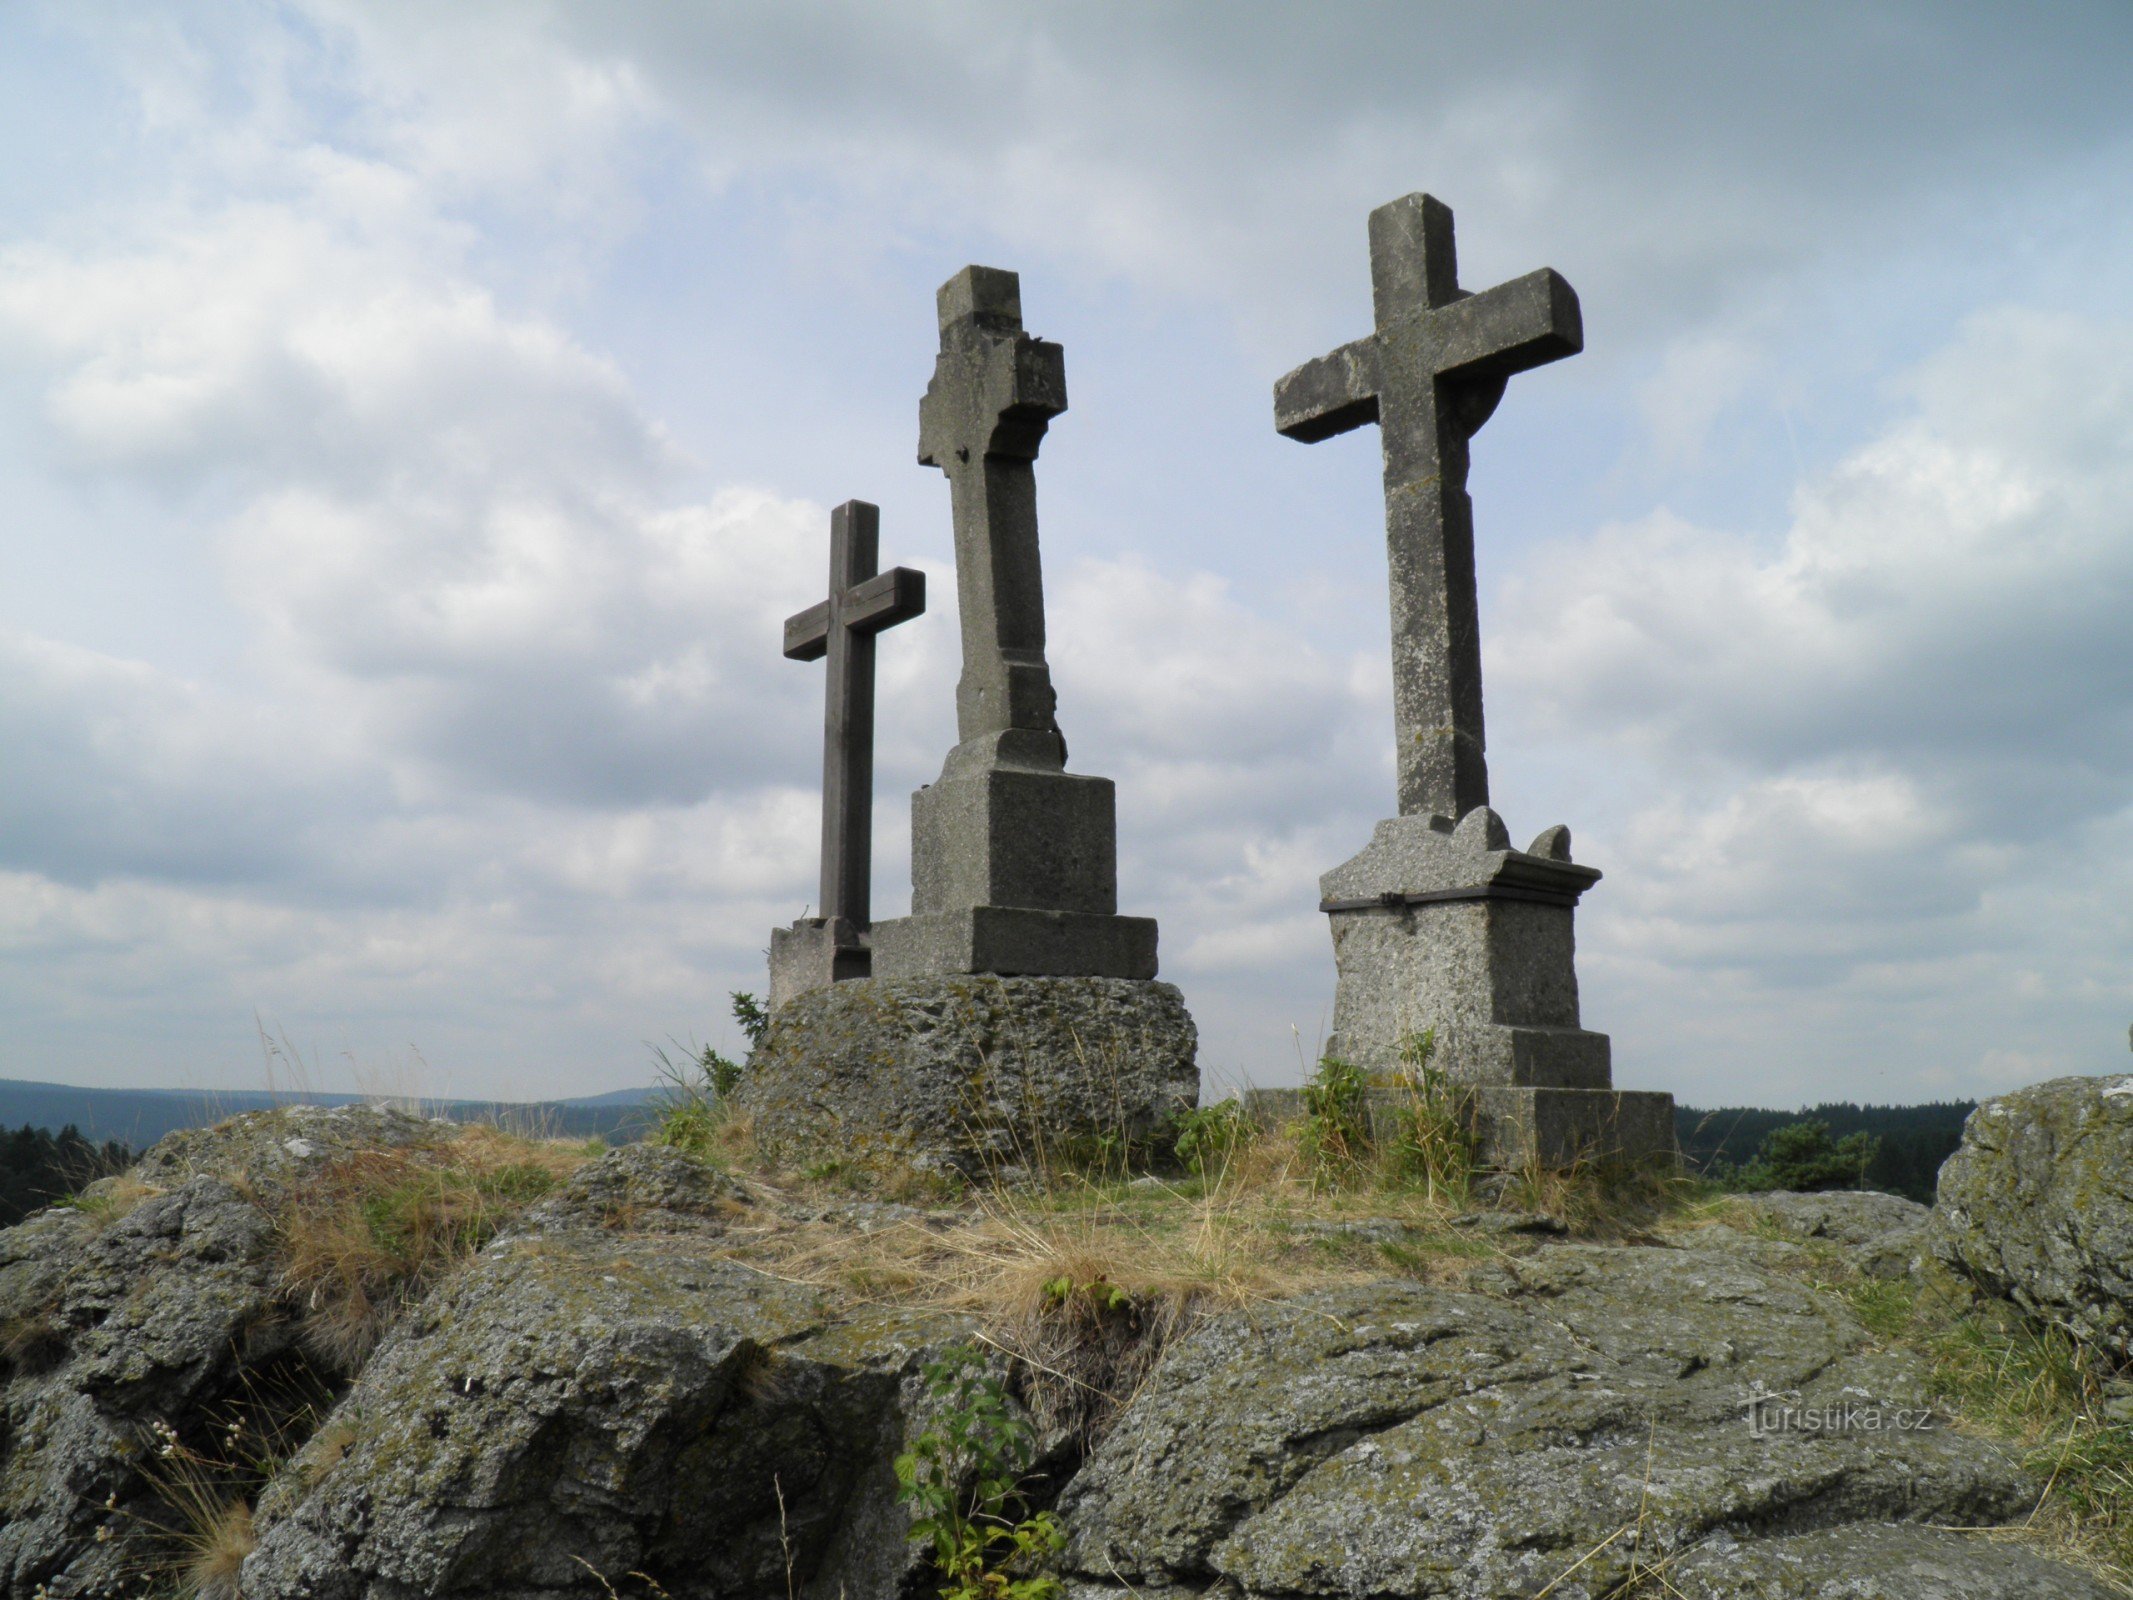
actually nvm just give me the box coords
[2,2,2130,1108]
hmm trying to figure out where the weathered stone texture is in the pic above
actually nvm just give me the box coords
[1747,1189,1931,1281]
[1059,1247,2101,1599]
[0,1105,453,1600]
[1932,1073,2133,1362]
[739,974,1198,1174]
[245,1145,970,1600]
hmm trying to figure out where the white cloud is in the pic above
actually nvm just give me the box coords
[1496,307,2133,1102]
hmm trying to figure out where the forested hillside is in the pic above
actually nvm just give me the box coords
[0,1124,133,1226]
[1677,1101,1976,1202]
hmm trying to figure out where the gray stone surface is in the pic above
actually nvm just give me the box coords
[245,1145,973,1600]
[0,1105,453,1600]
[869,265,1161,981]
[871,907,1157,983]
[771,499,925,1008]
[1748,1190,1931,1281]
[1932,1073,2133,1362]
[1058,1246,2102,1599]
[1276,198,1671,1168]
[1472,1084,1677,1168]
[739,974,1198,1174]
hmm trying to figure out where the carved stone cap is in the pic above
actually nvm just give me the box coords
[1318,806,1601,904]
[938,265,1023,332]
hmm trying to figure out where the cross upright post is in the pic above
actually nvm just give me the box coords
[1275,192,1580,821]
[868,265,1158,982]
[768,499,924,1007]
[917,266,1069,775]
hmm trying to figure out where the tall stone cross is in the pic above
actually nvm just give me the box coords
[917,265,1069,775]
[781,499,925,938]
[1276,193,1581,820]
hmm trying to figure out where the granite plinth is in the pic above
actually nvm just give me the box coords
[910,758,1118,916]
[870,907,1157,981]
[1471,1086,1677,1169]
[1241,1085,1676,1170]
[738,974,1199,1176]
[767,917,869,1011]
[1321,807,1603,1087]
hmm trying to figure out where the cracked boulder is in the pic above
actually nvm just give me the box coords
[1933,1073,2133,1365]
[1057,1245,2111,1599]
[0,1104,451,1600]
[243,1144,974,1600]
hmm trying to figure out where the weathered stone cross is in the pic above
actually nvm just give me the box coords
[1276,193,1581,820]
[782,499,925,938]
[917,265,1069,774]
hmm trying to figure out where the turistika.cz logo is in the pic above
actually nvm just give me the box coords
[1744,1394,1939,1437]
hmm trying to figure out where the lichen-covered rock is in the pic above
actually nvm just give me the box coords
[740,974,1199,1175]
[244,1144,974,1600]
[1932,1074,2133,1363]
[0,1105,444,1600]
[1742,1189,1931,1280]
[1058,1245,2100,1599]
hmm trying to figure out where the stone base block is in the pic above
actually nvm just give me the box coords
[911,762,1118,915]
[737,974,1199,1177]
[1239,1084,1677,1172]
[1432,1023,1613,1090]
[767,918,869,1010]
[1471,1087,1677,1170]
[1325,896,1596,1086]
[870,907,1158,981]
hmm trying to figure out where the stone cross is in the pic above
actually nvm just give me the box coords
[1275,193,1581,820]
[782,499,925,936]
[917,266,1069,774]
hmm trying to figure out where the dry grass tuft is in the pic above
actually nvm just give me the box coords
[274,1125,589,1370]
[182,1497,256,1600]
[60,1174,166,1230]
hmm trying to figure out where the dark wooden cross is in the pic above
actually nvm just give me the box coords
[782,500,925,933]
[1276,193,1581,821]
[917,265,1069,770]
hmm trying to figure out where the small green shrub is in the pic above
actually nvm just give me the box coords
[1300,1053,1372,1179]
[1173,1098,1256,1175]
[1718,1119,1880,1192]
[1382,1034,1475,1200]
[895,1345,1064,1600]
[731,990,770,1048]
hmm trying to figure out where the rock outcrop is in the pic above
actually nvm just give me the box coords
[3,1107,2121,1600]
[247,1143,970,1600]
[1933,1073,2133,1364]
[1058,1244,2100,1598]
[0,1105,456,1600]
[741,975,1199,1175]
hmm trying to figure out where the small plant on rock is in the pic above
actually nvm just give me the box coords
[1300,1052,1372,1180]
[1173,1096,1257,1176]
[895,1345,1065,1600]
[1383,1031,1475,1201]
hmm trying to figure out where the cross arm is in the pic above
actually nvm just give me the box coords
[1431,268,1582,385]
[843,567,926,634]
[1273,336,1382,443]
[783,602,830,661]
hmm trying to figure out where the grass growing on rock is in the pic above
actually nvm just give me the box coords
[709,1062,1691,1440]
[274,1124,590,1370]
[1692,1195,2133,1589]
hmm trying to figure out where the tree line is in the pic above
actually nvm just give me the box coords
[1676,1100,1977,1202]
[0,1124,134,1226]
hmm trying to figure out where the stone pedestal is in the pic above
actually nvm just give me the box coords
[738,975,1199,1177]
[869,743,1158,981]
[767,917,869,1011]
[1320,805,1674,1168]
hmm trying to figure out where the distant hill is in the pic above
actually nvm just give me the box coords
[0,1077,660,1152]
[1676,1100,1977,1203]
